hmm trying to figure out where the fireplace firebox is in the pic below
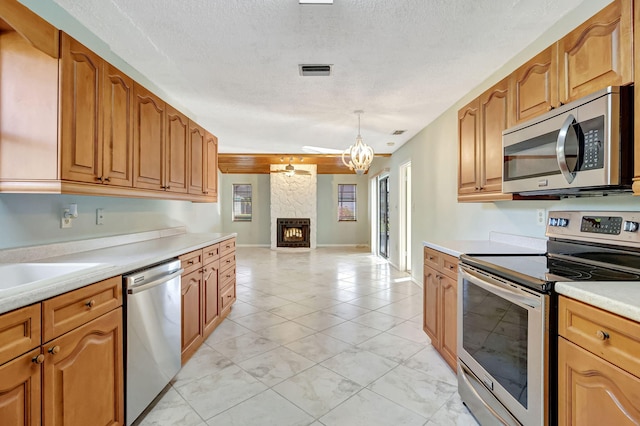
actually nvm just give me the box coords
[277,218,310,248]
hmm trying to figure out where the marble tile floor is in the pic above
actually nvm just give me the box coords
[138,247,478,426]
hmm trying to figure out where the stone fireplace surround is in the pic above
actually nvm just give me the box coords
[270,164,317,250]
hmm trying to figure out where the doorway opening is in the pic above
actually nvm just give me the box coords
[378,175,389,259]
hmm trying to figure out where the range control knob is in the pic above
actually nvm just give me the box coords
[623,221,639,232]
[558,218,569,227]
[548,218,558,226]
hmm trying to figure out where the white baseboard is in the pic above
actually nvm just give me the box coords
[316,244,371,248]
[236,244,270,247]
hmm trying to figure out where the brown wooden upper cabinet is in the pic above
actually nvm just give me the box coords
[204,132,219,200]
[458,78,513,202]
[0,0,219,201]
[510,45,558,126]
[511,0,632,126]
[165,106,190,194]
[188,121,205,195]
[557,0,632,105]
[60,34,134,187]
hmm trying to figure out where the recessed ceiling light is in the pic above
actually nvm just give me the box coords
[299,0,333,4]
[387,142,395,146]
[392,130,406,135]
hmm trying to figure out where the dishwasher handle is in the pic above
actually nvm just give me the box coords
[127,269,184,295]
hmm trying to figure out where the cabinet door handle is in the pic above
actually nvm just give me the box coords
[85,299,96,308]
[48,345,61,355]
[103,177,110,182]
[203,191,209,195]
[32,354,45,364]
[596,330,610,341]
[226,259,231,264]
[96,176,103,182]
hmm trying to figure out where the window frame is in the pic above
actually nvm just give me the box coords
[232,183,253,222]
[337,183,357,222]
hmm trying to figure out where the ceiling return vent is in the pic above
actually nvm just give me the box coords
[392,130,406,135]
[299,64,332,76]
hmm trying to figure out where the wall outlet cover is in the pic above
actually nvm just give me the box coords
[536,209,545,226]
[61,217,72,228]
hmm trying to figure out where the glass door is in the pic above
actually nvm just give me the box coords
[379,176,389,258]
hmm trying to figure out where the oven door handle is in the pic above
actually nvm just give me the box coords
[460,265,541,309]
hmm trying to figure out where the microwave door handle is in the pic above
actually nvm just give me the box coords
[557,114,577,184]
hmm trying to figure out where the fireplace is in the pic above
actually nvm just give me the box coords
[277,218,311,248]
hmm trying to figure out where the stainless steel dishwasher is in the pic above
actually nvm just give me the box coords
[123,259,183,425]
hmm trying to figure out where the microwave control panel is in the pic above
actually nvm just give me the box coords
[578,116,605,171]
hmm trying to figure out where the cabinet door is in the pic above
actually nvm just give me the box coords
[440,274,457,371]
[0,348,41,426]
[133,84,165,190]
[558,338,640,425]
[204,131,218,199]
[181,269,203,363]
[60,34,103,184]
[557,0,632,104]
[457,99,480,197]
[479,78,509,194]
[423,265,440,350]
[202,260,220,338]
[188,121,205,195]
[43,308,124,426]
[102,63,134,187]
[511,45,558,125]
[165,106,189,193]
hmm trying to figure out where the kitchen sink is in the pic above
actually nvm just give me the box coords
[0,262,109,292]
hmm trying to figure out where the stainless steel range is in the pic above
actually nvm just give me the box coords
[457,211,640,426]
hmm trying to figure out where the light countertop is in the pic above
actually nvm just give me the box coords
[0,231,236,315]
[555,282,640,323]
[422,232,547,257]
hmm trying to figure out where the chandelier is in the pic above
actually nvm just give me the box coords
[342,110,374,175]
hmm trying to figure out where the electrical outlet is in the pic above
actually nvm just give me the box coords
[96,208,104,225]
[536,209,545,226]
[61,217,72,228]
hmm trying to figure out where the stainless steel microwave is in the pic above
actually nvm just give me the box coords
[502,86,633,195]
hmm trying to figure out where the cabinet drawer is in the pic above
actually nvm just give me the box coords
[424,247,441,270]
[180,249,203,274]
[220,252,236,273]
[219,281,235,313]
[42,276,122,342]
[441,254,459,279]
[559,296,640,377]
[0,304,41,364]
[219,238,236,257]
[202,243,220,265]
[219,265,236,289]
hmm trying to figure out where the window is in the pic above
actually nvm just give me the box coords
[232,184,252,222]
[338,184,357,221]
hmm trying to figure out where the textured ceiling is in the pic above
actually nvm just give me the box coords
[51,0,584,155]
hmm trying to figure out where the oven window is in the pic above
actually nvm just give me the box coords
[462,280,528,408]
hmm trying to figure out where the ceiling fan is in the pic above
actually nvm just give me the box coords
[271,157,311,176]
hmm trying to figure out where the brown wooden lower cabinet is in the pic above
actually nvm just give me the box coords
[423,247,458,370]
[180,238,236,364]
[0,276,124,426]
[558,296,640,425]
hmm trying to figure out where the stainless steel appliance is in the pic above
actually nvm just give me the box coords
[502,86,633,196]
[123,259,183,425]
[458,211,640,425]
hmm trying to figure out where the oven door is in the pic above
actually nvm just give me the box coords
[458,264,548,426]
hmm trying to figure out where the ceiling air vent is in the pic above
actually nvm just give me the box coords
[392,130,406,135]
[299,64,332,77]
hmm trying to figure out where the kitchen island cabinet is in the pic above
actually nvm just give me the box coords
[423,246,458,370]
[558,296,640,425]
[0,276,124,426]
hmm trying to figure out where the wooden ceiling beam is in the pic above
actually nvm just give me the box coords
[217,153,391,174]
